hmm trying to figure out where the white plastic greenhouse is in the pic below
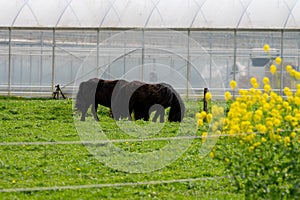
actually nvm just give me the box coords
[0,0,300,97]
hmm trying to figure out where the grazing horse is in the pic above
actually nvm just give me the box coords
[75,78,127,121]
[111,81,185,122]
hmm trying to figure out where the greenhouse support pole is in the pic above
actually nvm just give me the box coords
[40,32,44,87]
[233,29,237,82]
[51,29,56,93]
[8,28,11,96]
[233,29,237,97]
[141,29,145,81]
[279,30,284,95]
[97,29,100,77]
[186,29,191,99]
[209,33,212,87]
[298,33,300,72]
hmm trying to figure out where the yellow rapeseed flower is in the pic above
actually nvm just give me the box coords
[261,137,267,143]
[224,91,232,101]
[206,113,213,123]
[253,83,259,89]
[286,65,292,72]
[294,97,300,106]
[209,151,214,158]
[195,112,201,119]
[290,132,296,138]
[284,136,290,146]
[197,119,204,127]
[205,92,212,100]
[262,77,270,85]
[230,80,237,90]
[200,111,207,119]
[273,118,281,127]
[263,44,270,52]
[250,77,257,86]
[266,120,273,130]
[295,71,300,80]
[253,142,261,147]
[256,124,267,133]
[284,87,292,97]
[275,57,282,65]
[212,105,224,116]
[263,103,270,112]
[283,101,289,108]
[264,84,271,93]
[270,64,277,74]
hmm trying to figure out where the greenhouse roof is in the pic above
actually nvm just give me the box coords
[1,0,300,29]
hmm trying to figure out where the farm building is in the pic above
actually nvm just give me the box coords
[0,0,300,98]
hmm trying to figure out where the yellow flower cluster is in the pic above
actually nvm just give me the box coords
[222,75,300,145]
[218,45,300,146]
[230,80,237,90]
[286,65,300,80]
[270,64,277,74]
[224,91,232,101]
[196,111,213,127]
[205,92,212,100]
[263,44,270,52]
[197,44,299,149]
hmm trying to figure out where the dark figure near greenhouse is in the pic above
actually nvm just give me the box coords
[112,81,185,122]
[75,78,127,121]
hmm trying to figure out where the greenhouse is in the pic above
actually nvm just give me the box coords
[0,0,300,98]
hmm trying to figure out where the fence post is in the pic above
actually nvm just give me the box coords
[203,87,208,113]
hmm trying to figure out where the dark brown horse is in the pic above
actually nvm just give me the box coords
[111,81,185,122]
[75,78,127,121]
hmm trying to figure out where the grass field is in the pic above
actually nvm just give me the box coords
[0,97,243,199]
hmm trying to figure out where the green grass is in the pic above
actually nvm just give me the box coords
[0,97,243,199]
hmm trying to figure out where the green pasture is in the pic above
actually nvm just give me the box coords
[0,97,242,199]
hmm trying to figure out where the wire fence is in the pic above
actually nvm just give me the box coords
[1,128,298,193]
[1,129,298,147]
[0,176,230,193]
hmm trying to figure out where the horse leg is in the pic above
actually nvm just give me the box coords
[159,109,165,123]
[80,107,88,121]
[151,104,165,123]
[142,108,150,121]
[156,106,165,123]
[150,105,158,122]
[91,103,99,121]
[134,109,145,121]
[152,111,159,122]
[128,107,133,120]
[144,112,150,121]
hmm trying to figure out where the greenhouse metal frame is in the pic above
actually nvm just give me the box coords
[1,0,300,98]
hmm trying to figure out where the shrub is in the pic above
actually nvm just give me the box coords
[197,45,300,199]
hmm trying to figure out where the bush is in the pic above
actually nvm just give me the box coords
[197,49,300,199]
